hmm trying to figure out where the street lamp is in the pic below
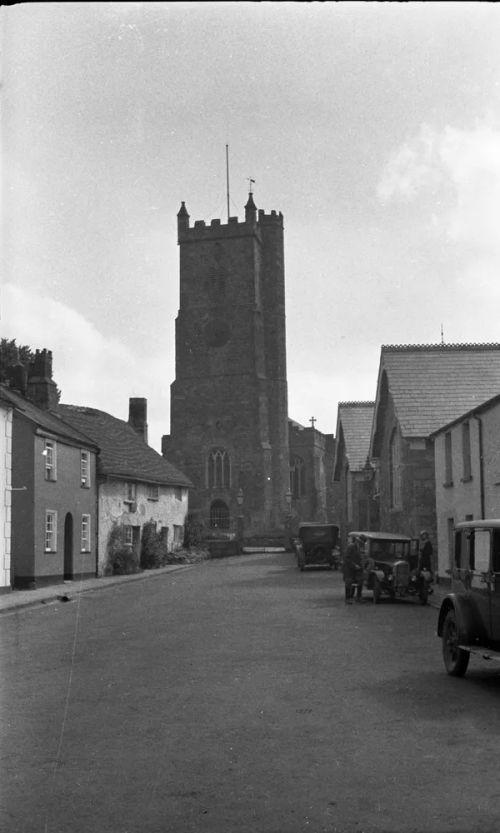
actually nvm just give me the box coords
[284,488,293,537]
[236,488,244,549]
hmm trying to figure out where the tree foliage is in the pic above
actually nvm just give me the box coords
[0,338,35,376]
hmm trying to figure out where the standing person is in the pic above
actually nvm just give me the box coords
[343,535,363,604]
[418,530,434,594]
[419,530,433,572]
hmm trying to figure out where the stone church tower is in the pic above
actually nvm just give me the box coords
[162,195,291,539]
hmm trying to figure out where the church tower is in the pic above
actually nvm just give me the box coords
[162,196,290,539]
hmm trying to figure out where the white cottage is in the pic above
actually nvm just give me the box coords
[58,400,192,575]
[431,392,500,582]
[0,394,13,591]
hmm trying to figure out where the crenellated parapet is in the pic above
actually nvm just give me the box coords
[177,199,283,244]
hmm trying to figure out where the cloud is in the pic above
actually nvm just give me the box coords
[377,124,441,203]
[377,116,500,255]
[1,284,169,451]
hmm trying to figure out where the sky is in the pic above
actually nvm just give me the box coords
[2,2,500,451]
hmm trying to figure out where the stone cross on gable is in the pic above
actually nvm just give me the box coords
[309,416,316,429]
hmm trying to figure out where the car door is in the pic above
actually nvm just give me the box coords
[466,528,491,637]
[489,528,500,641]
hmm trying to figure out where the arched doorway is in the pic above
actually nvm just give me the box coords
[64,513,74,580]
[209,500,230,530]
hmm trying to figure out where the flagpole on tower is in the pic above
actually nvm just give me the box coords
[226,144,230,223]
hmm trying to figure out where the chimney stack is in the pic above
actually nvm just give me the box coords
[27,349,58,410]
[129,397,148,445]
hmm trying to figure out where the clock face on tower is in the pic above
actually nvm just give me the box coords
[205,318,231,348]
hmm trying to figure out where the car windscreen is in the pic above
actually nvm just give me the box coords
[369,540,410,561]
[299,527,338,545]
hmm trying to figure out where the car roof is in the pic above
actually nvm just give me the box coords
[298,523,339,529]
[349,530,412,542]
[455,519,500,530]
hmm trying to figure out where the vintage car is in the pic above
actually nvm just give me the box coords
[349,530,431,604]
[293,523,341,571]
[437,519,500,677]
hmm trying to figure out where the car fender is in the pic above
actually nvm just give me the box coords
[437,593,487,644]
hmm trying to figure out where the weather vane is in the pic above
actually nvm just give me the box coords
[247,177,255,194]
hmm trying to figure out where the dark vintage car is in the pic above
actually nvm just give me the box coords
[437,519,500,677]
[293,523,341,571]
[349,530,431,604]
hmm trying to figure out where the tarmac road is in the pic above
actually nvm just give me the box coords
[1,551,500,833]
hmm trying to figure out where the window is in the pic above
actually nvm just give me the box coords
[45,510,57,552]
[210,500,230,529]
[174,487,183,502]
[389,429,401,509]
[462,421,472,482]
[81,514,91,552]
[444,432,453,485]
[124,525,134,547]
[475,529,490,573]
[44,440,57,481]
[124,483,137,511]
[81,450,90,487]
[290,456,305,499]
[147,484,159,501]
[208,448,230,489]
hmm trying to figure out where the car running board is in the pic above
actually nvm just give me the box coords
[459,645,500,662]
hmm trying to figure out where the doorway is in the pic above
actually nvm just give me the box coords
[64,513,74,580]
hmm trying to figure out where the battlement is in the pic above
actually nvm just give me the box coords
[177,200,283,243]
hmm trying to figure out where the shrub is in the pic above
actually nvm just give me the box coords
[140,522,169,570]
[183,514,205,548]
[106,523,140,576]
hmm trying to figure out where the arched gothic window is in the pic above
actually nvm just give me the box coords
[290,455,305,499]
[208,448,231,489]
[210,500,230,529]
[389,429,402,509]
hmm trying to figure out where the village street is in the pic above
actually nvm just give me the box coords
[2,552,500,833]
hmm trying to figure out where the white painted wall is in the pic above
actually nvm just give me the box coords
[97,478,189,575]
[434,401,500,580]
[0,404,13,590]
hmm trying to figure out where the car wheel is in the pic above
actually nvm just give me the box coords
[372,578,381,604]
[442,610,470,677]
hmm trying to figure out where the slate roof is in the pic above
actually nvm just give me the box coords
[334,402,375,474]
[430,391,500,436]
[374,343,500,443]
[57,405,193,488]
[0,385,98,449]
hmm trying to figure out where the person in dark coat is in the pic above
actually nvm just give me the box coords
[343,535,364,604]
[419,530,433,572]
[418,530,434,593]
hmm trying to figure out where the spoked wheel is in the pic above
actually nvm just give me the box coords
[442,610,470,677]
[372,578,381,605]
